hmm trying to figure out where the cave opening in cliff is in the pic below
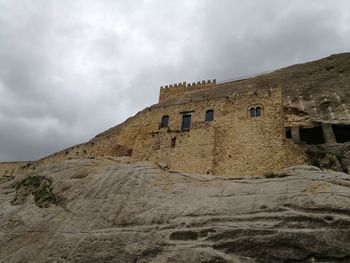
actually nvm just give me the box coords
[332,124,350,143]
[299,126,325,144]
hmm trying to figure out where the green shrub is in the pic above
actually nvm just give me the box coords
[12,176,56,208]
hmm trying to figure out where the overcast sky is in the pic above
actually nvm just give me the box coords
[0,0,349,161]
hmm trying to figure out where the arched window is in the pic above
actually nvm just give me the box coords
[248,105,263,118]
[205,109,214,121]
[161,115,169,128]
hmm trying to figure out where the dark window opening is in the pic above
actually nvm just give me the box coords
[249,108,256,117]
[256,106,262,117]
[171,137,176,147]
[182,114,191,131]
[205,109,214,121]
[332,125,350,143]
[285,127,292,139]
[249,105,263,118]
[161,115,169,128]
[300,126,325,144]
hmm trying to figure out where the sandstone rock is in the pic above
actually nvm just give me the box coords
[157,161,169,171]
[1,157,350,262]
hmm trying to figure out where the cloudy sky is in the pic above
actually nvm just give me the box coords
[0,0,349,161]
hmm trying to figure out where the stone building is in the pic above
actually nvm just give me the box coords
[95,53,350,176]
[131,81,303,176]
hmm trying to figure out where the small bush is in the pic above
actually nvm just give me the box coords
[12,176,56,208]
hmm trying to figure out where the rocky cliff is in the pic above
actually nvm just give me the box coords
[1,157,350,262]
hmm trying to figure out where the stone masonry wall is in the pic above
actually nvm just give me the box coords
[0,86,306,177]
[0,85,306,177]
[132,87,306,176]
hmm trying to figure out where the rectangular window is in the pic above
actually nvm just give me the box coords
[285,127,292,139]
[181,114,191,131]
[205,110,214,121]
[161,115,169,128]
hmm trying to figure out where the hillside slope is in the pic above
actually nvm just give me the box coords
[1,53,349,176]
[1,157,350,262]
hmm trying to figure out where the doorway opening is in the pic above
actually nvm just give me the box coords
[300,126,324,144]
[332,125,350,143]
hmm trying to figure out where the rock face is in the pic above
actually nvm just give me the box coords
[1,157,350,262]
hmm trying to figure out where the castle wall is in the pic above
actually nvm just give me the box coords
[133,124,215,174]
[132,87,306,176]
[211,89,305,175]
[0,84,306,177]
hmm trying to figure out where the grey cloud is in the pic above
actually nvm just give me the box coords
[181,0,350,80]
[0,0,349,161]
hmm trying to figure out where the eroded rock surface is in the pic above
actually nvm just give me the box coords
[1,157,350,262]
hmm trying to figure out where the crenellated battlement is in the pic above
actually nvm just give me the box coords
[159,79,216,103]
[160,81,187,90]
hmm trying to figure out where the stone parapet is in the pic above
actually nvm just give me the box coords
[159,79,216,103]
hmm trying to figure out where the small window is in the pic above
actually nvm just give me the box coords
[256,106,262,117]
[285,127,292,139]
[182,114,191,131]
[248,105,263,118]
[205,110,214,121]
[161,115,169,128]
[250,108,256,117]
[171,137,176,147]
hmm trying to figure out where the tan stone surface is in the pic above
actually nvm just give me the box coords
[1,158,350,262]
[132,87,305,176]
[0,161,32,178]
